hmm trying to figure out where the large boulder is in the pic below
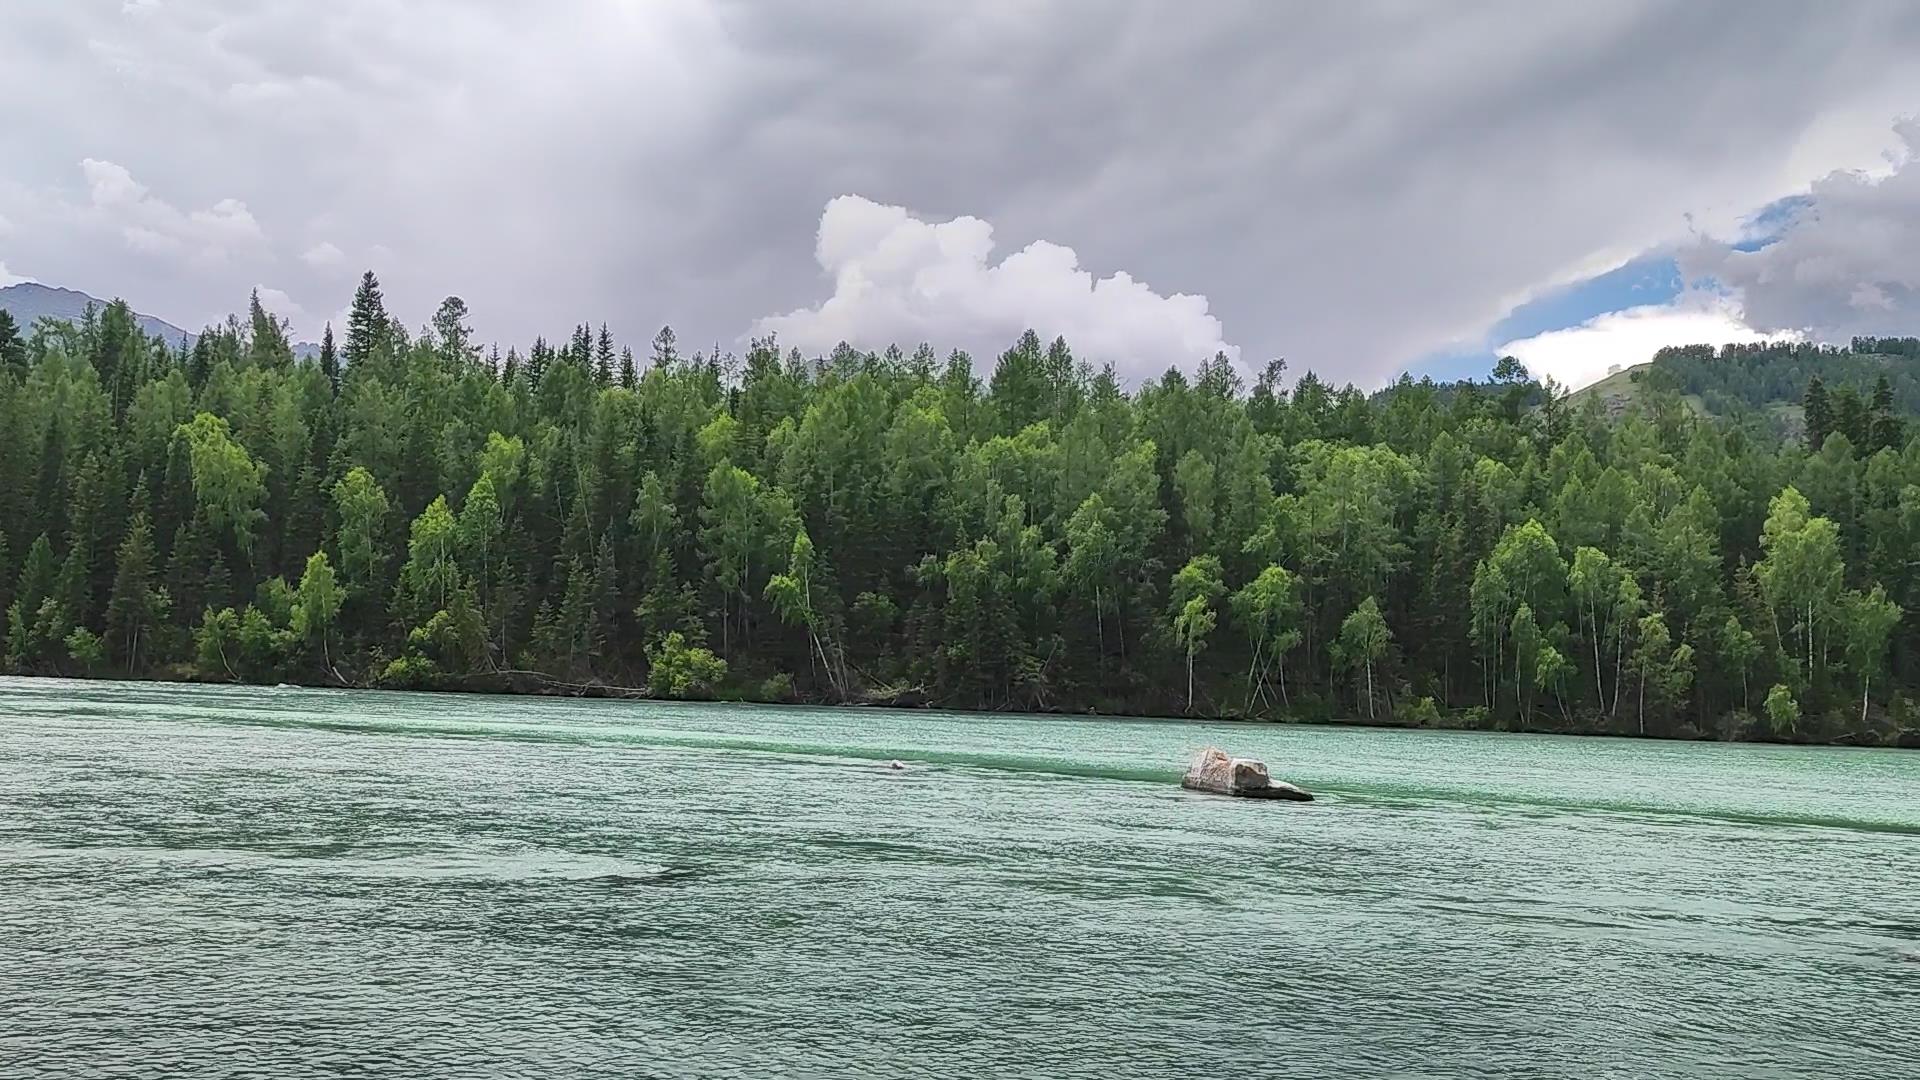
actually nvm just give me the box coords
[1181,746,1313,801]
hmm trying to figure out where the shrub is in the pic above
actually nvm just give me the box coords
[1764,684,1798,737]
[1401,695,1442,727]
[759,671,795,703]
[63,627,105,675]
[379,652,438,690]
[647,632,727,699]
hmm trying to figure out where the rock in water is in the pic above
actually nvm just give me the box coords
[1181,747,1313,801]
[887,760,906,771]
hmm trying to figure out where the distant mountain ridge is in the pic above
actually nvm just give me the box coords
[0,282,197,345]
[0,281,320,357]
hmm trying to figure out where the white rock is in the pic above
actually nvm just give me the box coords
[1181,746,1312,801]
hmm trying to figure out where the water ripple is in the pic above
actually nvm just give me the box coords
[1,678,1916,1079]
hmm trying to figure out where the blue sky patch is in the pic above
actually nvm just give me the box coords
[1399,191,1811,384]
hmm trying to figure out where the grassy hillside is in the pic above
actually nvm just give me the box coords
[1566,363,1708,419]
[1565,341,1914,443]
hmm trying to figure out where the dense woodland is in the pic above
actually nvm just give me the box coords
[0,275,1917,746]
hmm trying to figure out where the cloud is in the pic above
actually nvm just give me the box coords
[77,158,266,264]
[1680,119,1920,341]
[1498,294,1788,390]
[8,4,1920,376]
[757,196,1235,378]
[0,262,23,287]
[301,241,347,271]
[253,285,313,337]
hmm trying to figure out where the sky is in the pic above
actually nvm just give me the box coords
[7,2,1920,391]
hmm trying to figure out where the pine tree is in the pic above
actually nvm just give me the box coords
[618,346,637,390]
[247,288,292,370]
[319,323,340,393]
[0,309,25,372]
[432,296,473,364]
[570,324,593,370]
[344,271,389,372]
[1870,374,1904,451]
[651,326,678,370]
[105,511,160,670]
[187,334,214,388]
[594,325,615,387]
[1803,375,1831,451]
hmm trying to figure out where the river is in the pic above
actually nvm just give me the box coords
[0,677,1914,1078]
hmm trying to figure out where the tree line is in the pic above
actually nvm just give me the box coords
[0,276,1914,746]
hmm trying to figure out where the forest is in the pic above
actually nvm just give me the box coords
[0,275,1916,746]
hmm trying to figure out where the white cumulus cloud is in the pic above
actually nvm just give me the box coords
[253,285,312,338]
[0,261,24,287]
[79,158,265,264]
[1498,294,1792,391]
[756,195,1237,380]
[301,241,346,271]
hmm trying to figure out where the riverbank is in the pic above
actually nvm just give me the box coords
[7,667,1914,750]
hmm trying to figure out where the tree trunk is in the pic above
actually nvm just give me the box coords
[1093,585,1105,669]
[1364,656,1375,719]
[1245,634,1264,710]
[1185,647,1195,713]
[1638,670,1647,736]
[1612,627,1626,719]
[1806,600,1814,687]
[1590,605,1605,712]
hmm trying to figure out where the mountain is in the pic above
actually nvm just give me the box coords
[0,281,322,357]
[0,282,197,345]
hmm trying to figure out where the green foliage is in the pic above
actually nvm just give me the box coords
[647,632,727,699]
[379,652,440,689]
[1763,683,1799,737]
[62,626,105,674]
[4,287,1920,743]
[174,413,267,552]
[291,551,344,673]
[1333,596,1393,719]
[104,511,166,671]
[1232,563,1304,710]
[332,466,390,591]
[759,671,796,702]
[194,607,241,680]
[1402,695,1443,727]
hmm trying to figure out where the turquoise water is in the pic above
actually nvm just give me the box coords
[1,677,1915,1077]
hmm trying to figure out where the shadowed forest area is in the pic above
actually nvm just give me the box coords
[1,276,1917,746]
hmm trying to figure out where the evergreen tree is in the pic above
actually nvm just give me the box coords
[104,511,162,670]
[0,309,25,372]
[0,283,1916,745]
[319,323,340,393]
[1803,375,1831,451]
[651,326,678,370]
[594,325,616,387]
[344,271,390,371]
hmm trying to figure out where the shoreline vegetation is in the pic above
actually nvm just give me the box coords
[2,278,1919,749]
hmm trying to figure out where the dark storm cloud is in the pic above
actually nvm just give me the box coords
[5,1,1920,383]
